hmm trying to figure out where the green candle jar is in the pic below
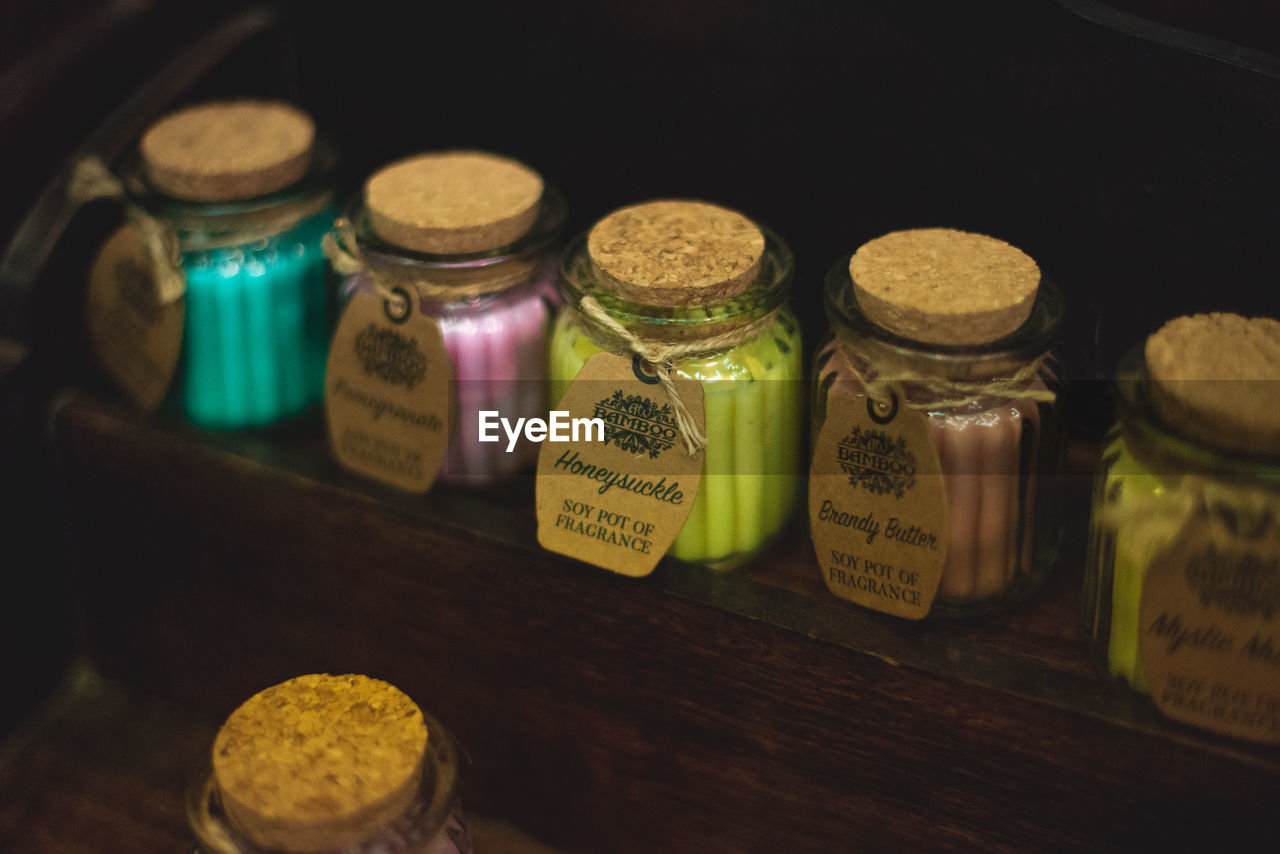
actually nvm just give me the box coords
[1085,315,1280,715]
[549,200,803,569]
[122,101,337,429]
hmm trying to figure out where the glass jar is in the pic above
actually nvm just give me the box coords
[335,158,565,484]
[1084,348,1280,693]
[550,218,803,569]
[813,252,1064,616]
[121,108,337,430]
[188,676,472,854]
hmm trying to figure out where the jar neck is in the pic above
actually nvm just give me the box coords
[122,138,338,251]
[560,227,793,356]
[344,184,566,300]
[823,253,1062,383]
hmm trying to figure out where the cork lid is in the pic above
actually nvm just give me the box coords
[849,228,1041,345]
[212,674,429,852]
[365,151,543,255]
[587,200,765,306]
[141,100,315,201]
[1145,313,1280,457]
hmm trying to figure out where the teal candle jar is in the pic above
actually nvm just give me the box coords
[1084,315,1280,698]
[123,101,337,429]
[550,200,803,569]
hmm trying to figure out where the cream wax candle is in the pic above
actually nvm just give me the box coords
[1084,314,1280,742]
[549,200,803,569]
[812,229,1063,617]
[331,151,564,484]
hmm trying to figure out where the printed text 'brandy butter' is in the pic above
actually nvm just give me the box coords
[540,200,803,575]
[1085,313,1280,743]
[811,229,1064,618]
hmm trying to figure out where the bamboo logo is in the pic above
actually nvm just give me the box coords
[593,390,678,458]
[837,426,917,499]
[354,324,427,389]
[1185,545,1280,620]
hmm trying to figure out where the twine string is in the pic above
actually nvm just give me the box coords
[322,221,409,316]
[833,342,1056,413]
[578,295,781,456]
[69,157,185,304]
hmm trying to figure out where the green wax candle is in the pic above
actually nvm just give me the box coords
[549,308,803,566]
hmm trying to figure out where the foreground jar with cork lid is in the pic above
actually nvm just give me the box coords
[1084,314,1280,743]
[328,151,565,483]
[810,228,1064,618]
[187,673,471,853]
[122,100,338,428]
[548,199,803,569]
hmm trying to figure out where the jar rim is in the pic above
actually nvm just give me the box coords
[1115,347,1280,477]
[187,707,464,854]
[559,222,794,328]
[822,251,1063,364]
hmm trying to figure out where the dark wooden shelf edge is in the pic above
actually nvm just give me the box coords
[47,391,1280,852]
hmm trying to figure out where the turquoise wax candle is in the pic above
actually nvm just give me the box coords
[125,100,337,429]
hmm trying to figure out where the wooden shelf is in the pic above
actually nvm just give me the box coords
[44,393,1280,852]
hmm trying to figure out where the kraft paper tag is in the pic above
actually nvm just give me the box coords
[325,288,450,493]
[1139,520,1280,743]
[809,387,948,619]
[85,225,184,410]
[536,352,704,577]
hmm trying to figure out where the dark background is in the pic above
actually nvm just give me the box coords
[2,0,1279,731]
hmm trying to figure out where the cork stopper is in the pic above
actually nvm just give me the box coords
[1145,313,1280,457]
[366,151,543,254]
[141,100,315,201]
[849,228,1041,345]
[212,674,429,852]
[587,200,764,306]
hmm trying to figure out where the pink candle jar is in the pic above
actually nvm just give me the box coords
[333,152,564,484]
[812,229,1064,617]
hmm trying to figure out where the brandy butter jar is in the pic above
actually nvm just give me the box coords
[548,200,803,570]
[120,100,338,429]
[1084,314,1280,743]
[331,151,565,484]
[810,229,1064,618]
[187,674,471,853]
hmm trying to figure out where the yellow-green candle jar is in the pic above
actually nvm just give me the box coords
[549,200,803,569]
[1084,315,1280,696]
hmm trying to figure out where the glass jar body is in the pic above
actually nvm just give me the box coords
[176,207,336,428]
[188,713,472,854]
[341,265,558,483]
[1083,356,1280,692]
[812,333,1062,615]
[550,308,803,567]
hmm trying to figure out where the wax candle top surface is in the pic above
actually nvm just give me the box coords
[587,199,764,306]
[365,151,544,255]
[1144,312,1280,457]
[848,228,1040,346]
[141,100,315,201]
[212,673,428,852]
